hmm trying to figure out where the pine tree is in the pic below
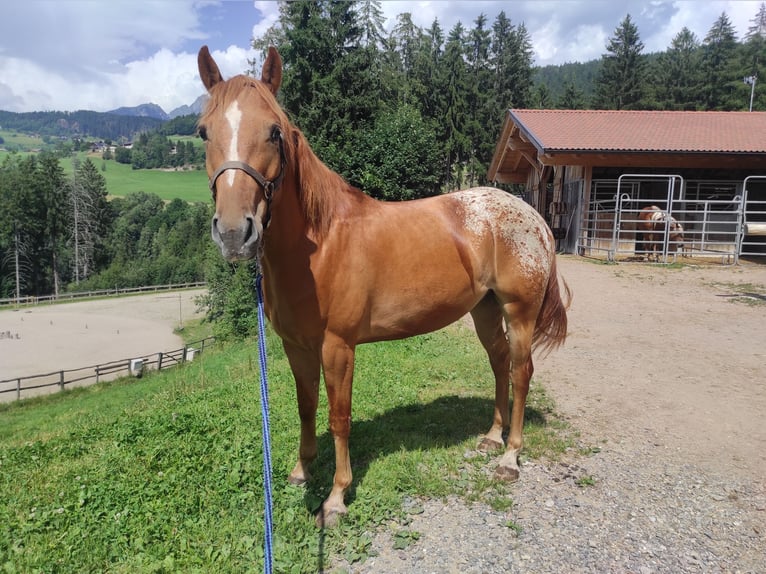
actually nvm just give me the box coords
[594,14,646,109]
[701,12,739,109]
[387,12,423,105]
[507,23,535,108]
[442,22,470,188]
[411,19,445,121]
[357,0,385,48]
[0,156,34,298]
[490,11,515,106]
[490,14,534,110]
[654,27,702,110]
[558,81,586,109]
[534,83,553,109]
[277,0,385,165]
[70,158,110,283]
[464,14,493,185]
[37,152,71,295]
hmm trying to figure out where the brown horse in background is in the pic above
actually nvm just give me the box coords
[637,205,684,261]
[197,46,570,526]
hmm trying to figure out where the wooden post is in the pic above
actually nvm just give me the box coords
[158,352,164,370]
[16,378,21,401]
[59,370,65,391]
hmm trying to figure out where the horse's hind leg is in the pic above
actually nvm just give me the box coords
[471,294,511,453]
[494,304,535,482]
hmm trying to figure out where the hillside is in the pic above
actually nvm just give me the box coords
[533,59,601,105]
[0,109,163,141]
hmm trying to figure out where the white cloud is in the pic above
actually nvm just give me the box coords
[0,44,255,114]
[0,0,763,113]
[252,1,281,40]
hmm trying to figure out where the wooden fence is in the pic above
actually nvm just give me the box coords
[0,336,216,402]
[0,282,207,308]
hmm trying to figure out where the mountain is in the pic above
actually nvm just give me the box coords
[169,94,208,119]
[0,96,204,141]
[0,109,163,140]
[103,95,207,121]
[107,103,169,121]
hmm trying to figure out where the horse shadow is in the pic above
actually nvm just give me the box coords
[299,394,549,514]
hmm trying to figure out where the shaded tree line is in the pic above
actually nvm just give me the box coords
[0,154,210,298]
[0,110,162,141]
[1,154,109,297]
[73,194,211,291]
[113,132,204,169]
[250,0,535,193]
[540,5,766,111]
[243,1,765,197]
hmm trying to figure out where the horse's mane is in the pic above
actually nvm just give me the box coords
[200,75,349,237]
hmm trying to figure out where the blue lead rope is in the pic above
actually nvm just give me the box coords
[255,273,274,574]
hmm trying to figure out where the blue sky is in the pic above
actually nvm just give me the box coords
[0,1,762,114]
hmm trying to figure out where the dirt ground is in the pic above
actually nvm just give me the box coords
[0,290,206,398]
[536,255,766,483]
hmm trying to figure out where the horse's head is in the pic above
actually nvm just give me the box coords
[669,219,685,253]
[197,45,287,261]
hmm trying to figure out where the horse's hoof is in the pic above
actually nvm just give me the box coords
[288,462,311,485]
[316,507,346,529]
[477,437,504,453]
[287,474,307,486]
[494,464,520,482]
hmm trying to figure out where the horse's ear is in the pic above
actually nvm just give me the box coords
[261,46,282,95]
[198,45,224,92]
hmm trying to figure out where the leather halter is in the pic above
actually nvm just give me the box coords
[208,132,287,227]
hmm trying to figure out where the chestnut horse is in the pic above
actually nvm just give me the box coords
[198,46,570,526]
[636,205,684,261]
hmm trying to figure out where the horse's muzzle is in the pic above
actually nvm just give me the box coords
[211,216,260,261]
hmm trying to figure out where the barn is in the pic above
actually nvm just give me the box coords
[487,110,766,264]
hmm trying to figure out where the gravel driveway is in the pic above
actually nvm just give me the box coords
[335,256,766,573]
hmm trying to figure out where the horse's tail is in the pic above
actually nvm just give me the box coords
[533,256,571,356]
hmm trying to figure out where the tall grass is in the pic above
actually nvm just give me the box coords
[0,323,572,573]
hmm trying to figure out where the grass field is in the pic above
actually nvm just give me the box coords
[0,322,573,573]
[61,153,210,203]
[0,130,44,150]
[1,131,210,203]
[96,159,210,202]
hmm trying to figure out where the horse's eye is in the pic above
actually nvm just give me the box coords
[198,126,208,141]
[269,125,281,143]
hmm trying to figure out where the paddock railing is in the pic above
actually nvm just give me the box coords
[0,336,216,402]
[0,282,207,308]
[577,175,766,264]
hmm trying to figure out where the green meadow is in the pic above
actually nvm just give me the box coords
[0,130,43,150]
[1,131,209,203]
[95,159,210,203]
[0,321,575,573]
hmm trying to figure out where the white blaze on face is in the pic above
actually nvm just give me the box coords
[224,100,242,186]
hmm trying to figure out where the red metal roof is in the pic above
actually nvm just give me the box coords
[510,109,766,154]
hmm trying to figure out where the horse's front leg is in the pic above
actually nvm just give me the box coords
[283,341,321,485]
[317,333,356,528]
